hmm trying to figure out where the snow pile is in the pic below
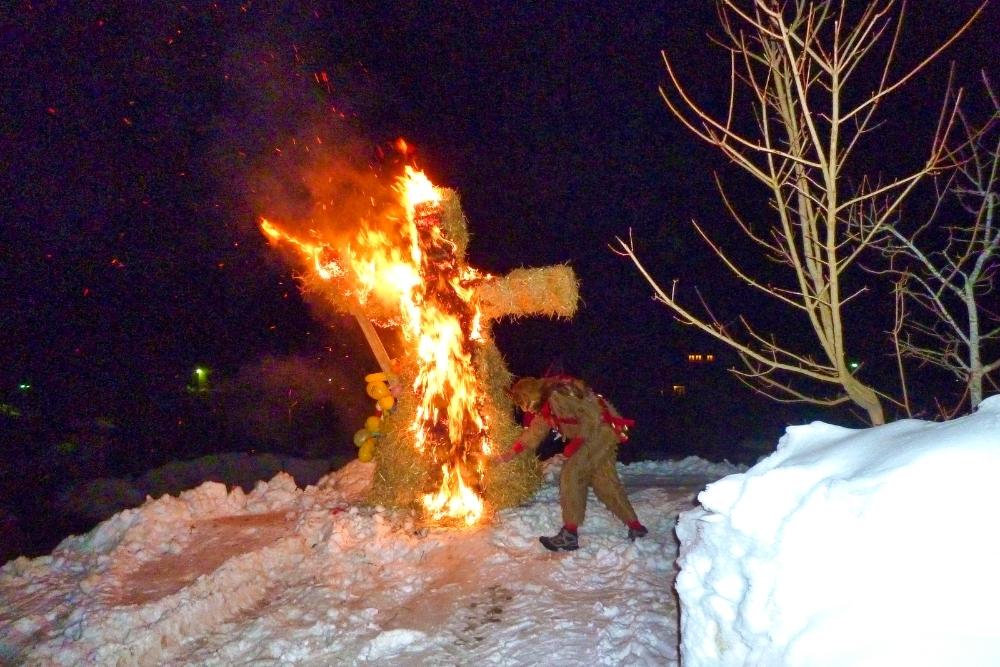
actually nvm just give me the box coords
[676,395,1000,667]
[0,456,736,665]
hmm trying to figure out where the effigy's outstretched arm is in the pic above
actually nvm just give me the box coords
[475,265,579,321]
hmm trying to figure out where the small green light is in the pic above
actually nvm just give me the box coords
[848,361,860,370]
[18,383,31,391]
[190,366,210,393]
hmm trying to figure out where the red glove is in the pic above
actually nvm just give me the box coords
[496,441,524,463]
[495,451,517,463]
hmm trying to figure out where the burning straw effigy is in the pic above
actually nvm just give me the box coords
[260,163,578,525]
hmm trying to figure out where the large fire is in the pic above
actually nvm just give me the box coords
[261,164,490,526]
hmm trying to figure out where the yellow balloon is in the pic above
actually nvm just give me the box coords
[366,381,390,399]
[364,415,382,433]
[377,394,395,411]
[353,428,370,448]
[358,438,376,462]
[364,372,388,384]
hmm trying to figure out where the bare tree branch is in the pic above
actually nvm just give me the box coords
[624,0,985,424]
[872,73,1000,410]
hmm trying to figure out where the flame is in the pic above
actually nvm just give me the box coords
[347,227,420,307]
[259,159,490,526]
[260,219,344,280]
[422,463,484,526]
[399,165,440,213]
[395,167,490,525]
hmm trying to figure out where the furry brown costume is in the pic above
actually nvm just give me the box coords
[505,376,647,550]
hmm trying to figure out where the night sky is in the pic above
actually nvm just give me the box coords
[2,0,997,542]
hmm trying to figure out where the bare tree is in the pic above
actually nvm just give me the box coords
[616,0,984,424]
[877,72,999,414]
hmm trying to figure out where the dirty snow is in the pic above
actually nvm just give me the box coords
[1,456,737,665]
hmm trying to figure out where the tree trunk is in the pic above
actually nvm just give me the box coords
[843,374,885,425]
[967,284,983,410]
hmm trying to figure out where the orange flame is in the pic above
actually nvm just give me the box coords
[259,219,344,280]
[399,165,440,212]
[422,463,484,526]
[395,168,489,525]
[259,160,490,526]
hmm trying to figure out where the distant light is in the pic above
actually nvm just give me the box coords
[18,383,31,391]
[0,403,22,418]
[190,367,210,393]
[849,361,860,370]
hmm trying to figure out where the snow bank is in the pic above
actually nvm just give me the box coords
[676,396,1000,667]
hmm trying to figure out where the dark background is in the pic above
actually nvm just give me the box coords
[2,1,996,558]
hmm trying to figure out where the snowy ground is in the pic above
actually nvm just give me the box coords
[0,456,739,666]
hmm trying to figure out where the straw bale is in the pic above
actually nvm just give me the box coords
[366,361,433,509]
[476,265,579,320]
[292,189,466,324]
[438,189,469,263]
[366,340,543,512]
[477,340,543,508]
[482,452,543,510]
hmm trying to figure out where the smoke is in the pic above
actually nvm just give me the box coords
[196,4,416,377]
[220,351,371,458]
[253,138,405,253]
[207,9,414,256]
[205,17,430,333]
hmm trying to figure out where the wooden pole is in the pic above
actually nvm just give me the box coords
[350,305,393,375]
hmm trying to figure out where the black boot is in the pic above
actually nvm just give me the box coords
[540,527,579,551]
[628,524,648,541]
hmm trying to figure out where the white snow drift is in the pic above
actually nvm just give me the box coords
[676,395,1000,667]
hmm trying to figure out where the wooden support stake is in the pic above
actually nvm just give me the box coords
[351,305,393,375]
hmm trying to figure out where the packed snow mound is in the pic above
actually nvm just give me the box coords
[676,395,1000,667]
[1,456,737,665]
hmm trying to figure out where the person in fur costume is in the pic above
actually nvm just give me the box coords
[500,375,648,551]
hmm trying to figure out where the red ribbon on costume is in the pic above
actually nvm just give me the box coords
[562,437,585,458]
[540,401,579,428]
[519,379,635,458]
[598,397,634,443]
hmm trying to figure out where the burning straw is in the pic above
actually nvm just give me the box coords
[259,159,576,526]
